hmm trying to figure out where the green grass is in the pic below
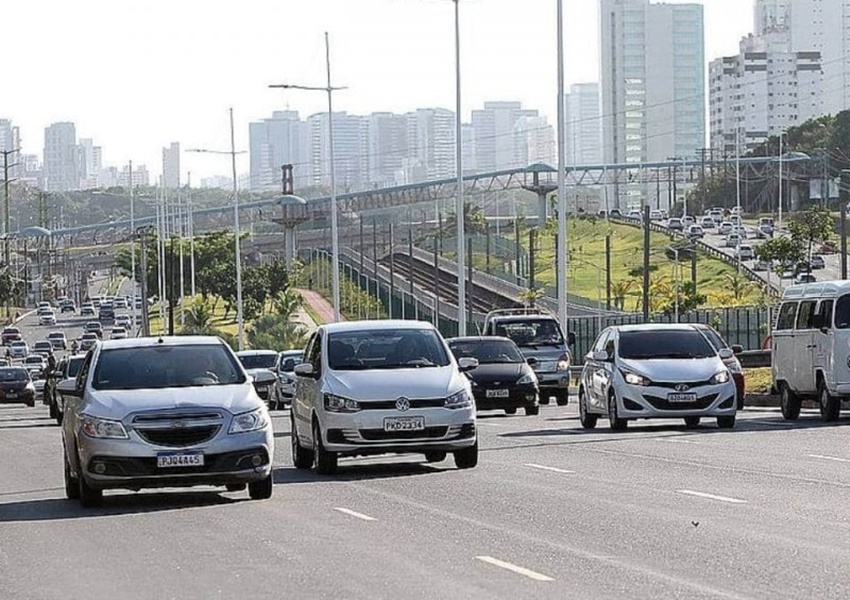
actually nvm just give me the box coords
[147,296,238,336]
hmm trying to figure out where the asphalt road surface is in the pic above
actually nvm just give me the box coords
[3,370,850,600]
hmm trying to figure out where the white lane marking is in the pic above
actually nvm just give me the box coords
[657,437,703,445]
[677,490,748,504]
[333,507,377,522]
[476,556,554,582]
[749,419,793,427]
[524,463,575,474]
[809,454,850,463]
[476,421,506,427]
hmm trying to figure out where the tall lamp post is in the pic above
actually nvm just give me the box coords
[778,130,786,229]
[556,0,568,329]
[188,108,248,349]
[269,32,346,322]
[128,161,137,334]
[452,0,467,335]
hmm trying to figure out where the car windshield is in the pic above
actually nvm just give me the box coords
[48,333,63,339]
[494,319,564,347]
[238,353,278,369]
[449,339,525,364]
[92,344,247,390]
[35,342,51,349]
[67,357,85,378]
[0,368,28,381]
[25,357,43,364]
[327,329,450,370]
[619,329,715,359]
[11,342,25,348]
[82,334,97,340]
[279,354,303,372]
[697,327,727,352]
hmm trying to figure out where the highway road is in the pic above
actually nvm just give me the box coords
[2,336,850,599]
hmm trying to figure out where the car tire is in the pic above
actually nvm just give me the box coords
[453,442,478,469]
[780,382,802,421]
[736,391,745,411]
[312,421,338,475]
[291,413,314,470]
[556,390,569,406]
[425,451,447,463]
[26,396,35,408]
[716,415,736,429]
[579,389,598,430]
[524,405,540,416]
[608,390,628,431]
[684,416,701,429]
[818,380,841,422]
[78,472,103,508]
[248,474,273,500]
[226,483,246,492]
[64,451,79,500]
[504,408,517,415]
[539,396,550,405]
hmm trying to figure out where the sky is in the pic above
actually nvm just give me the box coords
[4,0,754,182]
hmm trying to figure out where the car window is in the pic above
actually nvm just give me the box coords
[76,352,93,391]
[592,330,611,354]
[698,327,727,352]
[618,329,715,359]
[67,357,85,379]
[0,368,29,381]
[328,329,450,370]
[448,339,524,364]
[775,302,799,331]
[816,299,834,330]
[92,344,246,390]
[238,354,278,369]
[493,318,564,347]
[305,332,322,373]
[834,295,850,329]
[796,300,817,330]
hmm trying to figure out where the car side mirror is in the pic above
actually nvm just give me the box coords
[526,357,538,367]
[57,379,82,398]
[730,344,743,355]
[590,350,610,362]
[718,348,734,360]
[293,363,316,378]
[457,357,479,372]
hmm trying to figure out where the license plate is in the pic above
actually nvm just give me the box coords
[668,393,697,403]
[6,392,16,398]
[383,416,425,432]
[486,389,510,398]
[157,452,204,468]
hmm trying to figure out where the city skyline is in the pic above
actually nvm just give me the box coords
[3,0,754,182]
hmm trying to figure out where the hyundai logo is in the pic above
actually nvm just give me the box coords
[675,384,690,392]
[395,397,411,412]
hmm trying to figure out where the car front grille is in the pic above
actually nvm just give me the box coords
[137,426,221,447]
[642,393,719,411]
[359,398,447,410]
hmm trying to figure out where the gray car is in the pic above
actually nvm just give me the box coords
[59,336,274,507]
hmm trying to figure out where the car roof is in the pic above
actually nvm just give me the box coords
[613,324,699,333]
[236,349,278,356]
[98,335,226,351]
[319,319,438,334]
[446,336,514,344]
[279,349,303,356]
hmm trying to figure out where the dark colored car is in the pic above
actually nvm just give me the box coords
[693,324,745,410]
[44,354,86,424]
[32,341,54,358]
[235,350,283,409]
[98,303,115,325]
[0,367,36,407]
[447,336,539,416]
[1,327,21,346]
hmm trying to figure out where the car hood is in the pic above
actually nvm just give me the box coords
[618,357,726,383]
[0,381,29,390]
[466,363,525,383]
[86,384,261,419]
[515,344,568,361]
[324,366,463,400]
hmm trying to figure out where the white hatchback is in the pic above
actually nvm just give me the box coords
[291,320,479,474]
[579,324,738,430]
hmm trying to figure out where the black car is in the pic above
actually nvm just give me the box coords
[44,354,86,424]
[0,367,36,407]
[447,336,539,416]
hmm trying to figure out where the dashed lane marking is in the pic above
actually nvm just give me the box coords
[677,490,748,504]
[524,463,575,474]
[475,556,554,582]
[333,507,377,522]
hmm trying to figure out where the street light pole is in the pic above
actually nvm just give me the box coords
[129,160,136,335]
[452,0,467,336]
[736,129,742,272]
[778,131,785,229]
[188,171,196,297]
[556,0,568,329]
[229,108,244,350]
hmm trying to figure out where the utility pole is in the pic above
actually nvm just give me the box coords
[841,170,850,279]
[605,233,612,311]
[2,149,19,318]
[642,205,650,320]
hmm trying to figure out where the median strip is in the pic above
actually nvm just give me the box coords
[333,507,377,522]
[524,463,575,474]
[475,556,554,582]
[677,490,747,504]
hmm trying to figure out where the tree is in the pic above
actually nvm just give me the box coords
[723,272,754,302]
[247,314,308,351]
[788,206,834,265]
[519,288,544,308]
[755,235,804,270]
[442,201,488,236]
[610,280,632,311]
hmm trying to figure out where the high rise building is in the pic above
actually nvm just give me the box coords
[0,120,13,152]
[43,122,79,192]
[710,31,823,155]
[754,0,791,34]
[471,101,539,172]
[162,142,181,188]
[405,108,456,181]
[0,120,21,178]
[117,164,150,187]
[514,116,555,166]
[248,111,309,191]
[367,112,409,187]
[308,112,369,190]
[565,83,603,165]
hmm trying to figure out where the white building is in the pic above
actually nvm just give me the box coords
[368,112,408,188]
[162,142,181,189]
[471,101,539,172]
[308,112,369,190]
[117,164,150,187]
[565,83,603,165]
[710,30,824,155]
[248,111,309,191]
[514,116,555,166]
[43,122,79,192]
[405,108,456,182]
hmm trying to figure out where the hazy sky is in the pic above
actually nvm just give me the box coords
[5,0,752,182]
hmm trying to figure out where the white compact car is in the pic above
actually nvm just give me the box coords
[291,320,479,474]
[579,324,738,430]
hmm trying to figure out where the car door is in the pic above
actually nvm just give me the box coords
[772,301,798,392]
[812,298,834,388]
[586,330,611,409]
[294,332,322,442]
[62,350,94,471]
[592,331,616,412]
[793,299,818,394]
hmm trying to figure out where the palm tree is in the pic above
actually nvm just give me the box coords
[610,280,633,311]
[724,272,754,302]
[247,314,308,351]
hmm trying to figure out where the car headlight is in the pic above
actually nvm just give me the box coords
[621,369,651,387]
[517,372,537,385]
[556,353,571,372]
[710,370,730,385]
[324,394,361,413]
[445,389,472,409]
[81,415,129,439]
[228,408,270,433]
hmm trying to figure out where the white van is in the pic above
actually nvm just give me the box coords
[772,280,850,422]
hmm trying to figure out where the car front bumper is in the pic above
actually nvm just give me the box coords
[617,382,737,418]
[471,383,538,411]
[535,371,571,390]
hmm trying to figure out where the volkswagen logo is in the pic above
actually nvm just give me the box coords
[395,397,411,412]
[675,384,690,392]
[171,420,186,429]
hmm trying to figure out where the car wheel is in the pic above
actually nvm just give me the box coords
[736,391,745,411]
[424,451,447,463]
[504,407,517,415]
[78,471,103,508]
[225,483,246,492]
[524,405,540,416]
[248,474,273,500]
[608,390,628,431]
[291,412,313,470]
[556,389,569,406]
[312,421,338,475]
[717,415,736,429]
[684,416,701,429]
[64,451,79,500]
[539,396,550,405]
[579,388,597,430]
[780,382,801,421]
[453,442,478,469]
[818,379,841,422]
